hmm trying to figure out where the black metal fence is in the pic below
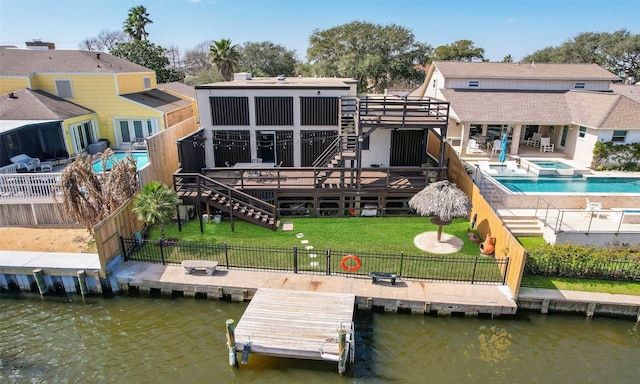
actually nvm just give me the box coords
[120,237,509,285]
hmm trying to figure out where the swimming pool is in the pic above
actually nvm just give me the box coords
[92,152,149,172]
[494,176,640,194]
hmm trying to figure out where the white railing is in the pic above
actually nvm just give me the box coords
[0,173,62,201]
[0,164,21,174]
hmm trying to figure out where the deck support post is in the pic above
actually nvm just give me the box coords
[226,319,238,367]
[32,268,47,296]
[338,327,347,375]
[77,270,88,298]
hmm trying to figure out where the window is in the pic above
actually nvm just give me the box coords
[71,121,96,153]
[468,80,479,88]
[574,82,586,89]
[116,118,156,145]
[55,79,74,98]
[300,97,339,126]
[612,130,627,143]
[578,126,587,139]
[255,97,293,125]
[143,77,151,89]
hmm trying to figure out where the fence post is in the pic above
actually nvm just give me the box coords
[471,256,478,284]
[119,235,127,262]
[224,242,229,269]
[160,240,166,265]
[293,246,298,274]
[399,252,404,277]
[326,248,331,275]
[502,257,509,285]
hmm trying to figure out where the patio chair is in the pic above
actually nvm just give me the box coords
[54,149,70,165]
[491,139,502,155]
[585,198,602,218]
[505,161,527,174]
[478,161,498,175]
[10,154,41,172]
[526,133,542,147]
[539,137,554,152]
[467,139,481,154]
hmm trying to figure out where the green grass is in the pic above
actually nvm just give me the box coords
[520,276,640,295]
[151,216,483,256]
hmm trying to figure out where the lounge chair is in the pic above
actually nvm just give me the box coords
[10,154,42,172]
[478,161,498,175]
[491,139,501,155]
[505,161,527,174]
[467,139,481,154]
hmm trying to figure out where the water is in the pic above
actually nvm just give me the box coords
[494,176,640,194]
[529,160,572,169]
[92,152,149,172]
[1,294,638,383]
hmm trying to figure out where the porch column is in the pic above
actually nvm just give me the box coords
[511,124,522,155]
[460,123,469,155]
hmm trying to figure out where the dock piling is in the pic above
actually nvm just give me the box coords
[77,270,88,298]
[226,319,238,367]
[32,268,47,296]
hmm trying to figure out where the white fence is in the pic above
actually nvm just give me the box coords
[0,173,61,201]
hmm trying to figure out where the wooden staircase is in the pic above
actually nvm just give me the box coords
[174,174,278,230]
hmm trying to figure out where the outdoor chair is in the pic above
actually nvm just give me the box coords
[526,133,542,147]
[585,198,602,218]
[505,161,527,174]
[478,160,498,175]
[491,139,501,155]
[539,137,554,152]
[10,154,41,172]
[54,149,70,165]
[467,139,481,154]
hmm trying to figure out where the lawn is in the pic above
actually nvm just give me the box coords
[520,276,640,295]
[150,216,482,256]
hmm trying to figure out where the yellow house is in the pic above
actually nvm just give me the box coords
[0,48,195,161]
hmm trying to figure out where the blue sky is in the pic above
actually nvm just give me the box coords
[0,0,637,62]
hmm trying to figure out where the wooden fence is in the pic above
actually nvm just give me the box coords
[444,143,527,297]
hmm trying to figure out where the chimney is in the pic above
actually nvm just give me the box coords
[25,40,55,50]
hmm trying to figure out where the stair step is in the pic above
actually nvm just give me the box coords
[510,230,544,237]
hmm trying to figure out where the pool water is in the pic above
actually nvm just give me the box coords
[529,160,572,169]
[494,176,640,194]
[92,152,149,172]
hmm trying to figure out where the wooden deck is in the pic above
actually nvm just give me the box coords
[234,288,355,362]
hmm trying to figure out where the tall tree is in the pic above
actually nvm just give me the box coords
[307,21,432,93]
[80,30,128,51]
[238,41,298,76]
[523,30,640,83]
[209,39,240,81]
[183,40,214,75]
[111,40,180,83]
[132,181,178,241]
[433,40,484,62]
[502,54,513,63]
[123,5,153,41]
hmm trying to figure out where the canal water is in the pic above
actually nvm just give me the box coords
[1,294,638,383]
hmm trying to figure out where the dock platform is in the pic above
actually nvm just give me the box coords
[233,288,355,364]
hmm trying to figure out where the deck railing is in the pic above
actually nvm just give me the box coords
[0,173,61,201]
[121,238,509,285]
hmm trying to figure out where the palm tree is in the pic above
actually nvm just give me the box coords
[408,180,472,241]
[123,5,153,41]
[209,39,240,81]
[132,181,178,241]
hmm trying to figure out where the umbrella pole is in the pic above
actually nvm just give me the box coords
[437,225,443,241]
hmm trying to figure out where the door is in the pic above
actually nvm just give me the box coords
[257,131,276,163]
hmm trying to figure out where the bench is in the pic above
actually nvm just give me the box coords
[369,272,397,285]
[181,260,219,276]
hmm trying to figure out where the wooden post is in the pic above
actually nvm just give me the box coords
[226,319,238,367]
[337,327,347,375]
[32,268,47,296]
[77,270,88,298]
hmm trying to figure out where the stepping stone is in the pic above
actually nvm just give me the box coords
[309,254,317,258]
[300,240,309,244]
[305,245,314,250]
[310,261,319,267]
[282,222,294,231]
[295,233,304,238]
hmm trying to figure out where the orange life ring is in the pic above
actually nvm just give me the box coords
[340,255,362,272]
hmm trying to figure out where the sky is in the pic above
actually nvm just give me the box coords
[0,0,637,62]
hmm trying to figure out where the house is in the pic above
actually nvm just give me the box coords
[420,61,640,167]
[175,73,450,228]
[0,48,196,166]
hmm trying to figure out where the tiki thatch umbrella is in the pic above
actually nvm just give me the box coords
[409,180,472,241]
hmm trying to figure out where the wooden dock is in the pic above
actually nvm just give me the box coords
[232,288,355,371]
